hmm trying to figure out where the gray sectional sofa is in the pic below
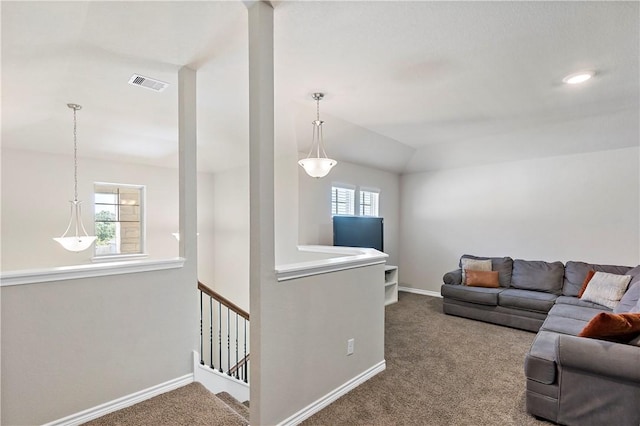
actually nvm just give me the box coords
[441,255,640,425]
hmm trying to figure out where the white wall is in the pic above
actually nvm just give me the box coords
[273,97,301,266]
[298,159,401,266]
[399,146,640,293]
[1,148,180,270]
[260,264,385,425]
[198,166,250,312]
[274,150,301,265]
[1,264,197,425]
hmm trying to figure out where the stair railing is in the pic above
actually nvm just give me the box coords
[198,281,249,383]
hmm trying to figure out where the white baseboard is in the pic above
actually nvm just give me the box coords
[277,360,386,426]
[43,374,194,426]
[398,286,442,298]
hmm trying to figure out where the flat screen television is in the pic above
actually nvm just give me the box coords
[333,216,384,252]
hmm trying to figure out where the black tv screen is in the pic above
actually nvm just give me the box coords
[333,216,384,252]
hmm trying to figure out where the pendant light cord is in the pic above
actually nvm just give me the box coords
[316,95,328,158]
[305,93,329,159]
[73,106,79,202]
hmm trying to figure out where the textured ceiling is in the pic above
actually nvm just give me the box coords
[2,1,638,174]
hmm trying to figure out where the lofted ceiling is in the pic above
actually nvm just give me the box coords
[2,1,638,175]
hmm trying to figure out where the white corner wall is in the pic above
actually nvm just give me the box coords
[1,148,180,270]
[399,147,640,293]
[298,160,401,266]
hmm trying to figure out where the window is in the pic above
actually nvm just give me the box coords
[94,183,145,257]
[359,190,379,217]
[331,186,355,215]
[331,185,381,217]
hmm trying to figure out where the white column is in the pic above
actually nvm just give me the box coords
[178,65,199,355]
[248,2,276,425]
[178,66,198,263]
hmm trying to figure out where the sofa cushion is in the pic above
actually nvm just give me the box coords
[562,261,633,297]
[498,289,558,314]
[459,254,513,287]
[441,284,502,306]
[511,259,564,295]
[613,265,640,313]
[541,303,603,335]
[614,282,640,314]
[525,330,559,384]
[555,296,613,311]
[581,272,631,309]
[540,315,591,336]
[547,303,609,322]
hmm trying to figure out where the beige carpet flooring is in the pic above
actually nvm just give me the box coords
[302,292,552,426]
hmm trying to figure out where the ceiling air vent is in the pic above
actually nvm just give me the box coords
[128,74,169,92]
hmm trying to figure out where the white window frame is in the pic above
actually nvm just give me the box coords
[331,184,356,216]
[92,182,147,262]
[358,188,380,217]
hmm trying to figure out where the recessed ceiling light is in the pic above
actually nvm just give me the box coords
[562,71,595,85]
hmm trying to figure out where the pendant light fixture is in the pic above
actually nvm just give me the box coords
[53,103,97,252]
[298,92,337,178]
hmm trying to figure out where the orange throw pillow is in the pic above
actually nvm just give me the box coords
[465,269,499,288]
[578,270,596,298]
[578,312,640,342]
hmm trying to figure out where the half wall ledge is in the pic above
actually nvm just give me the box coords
[275,245,388,282]
[0,257,186,287]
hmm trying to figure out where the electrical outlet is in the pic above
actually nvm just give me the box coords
[347,338,355,355]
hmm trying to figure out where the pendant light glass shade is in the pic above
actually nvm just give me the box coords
[53,104,96,252]
[54,236,96,253]
[53,201,97,252]
[298,157,336,178]
[298,93,337,178]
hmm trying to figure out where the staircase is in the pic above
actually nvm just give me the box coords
[215,391,250,423]
[195,284,251,423]
[195,282,250,404]
[84,382,249,425]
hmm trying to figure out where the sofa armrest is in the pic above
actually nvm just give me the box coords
[443,269,462,285]
[557,334,640,382]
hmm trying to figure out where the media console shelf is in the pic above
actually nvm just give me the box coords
[384,265,398,306]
